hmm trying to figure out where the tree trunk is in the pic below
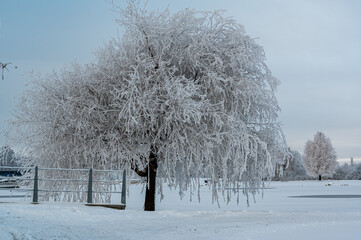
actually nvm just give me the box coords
[318,174,322,181]
[130,146,158,211]
[144,150,157,211]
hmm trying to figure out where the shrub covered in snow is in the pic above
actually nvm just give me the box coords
[274,149,308,181]
[334,163,361,180]
[0,146,19,167]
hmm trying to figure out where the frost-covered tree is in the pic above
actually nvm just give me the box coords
[0,146,18,167]
[333,163,352,180]
[9,2,288,210]
[348,163,361,180]
[333,162,361,180]
[303,132,337,181]
[276,149,307,180]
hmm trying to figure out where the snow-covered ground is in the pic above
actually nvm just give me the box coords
[0,180,360,240]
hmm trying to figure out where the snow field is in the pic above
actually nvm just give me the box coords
[0,180,360,240]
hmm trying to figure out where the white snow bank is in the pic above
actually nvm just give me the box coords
[0,180,360,240]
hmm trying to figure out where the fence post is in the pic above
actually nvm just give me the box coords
[87,168,93,204]
[121,169,126,205]
[32,166,38,203]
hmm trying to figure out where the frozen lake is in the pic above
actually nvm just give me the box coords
[0,180,360,239]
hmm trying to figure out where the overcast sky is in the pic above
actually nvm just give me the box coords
[0,0,360,161]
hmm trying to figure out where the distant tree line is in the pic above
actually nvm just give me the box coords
[273,131,360,181]
[333,162,361,180]
[274,152,361,181]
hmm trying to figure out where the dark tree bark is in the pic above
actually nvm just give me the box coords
[144,154,157,211]
[319,174,322,181]
[131,146,158,211]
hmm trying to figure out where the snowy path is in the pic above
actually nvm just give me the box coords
[0,180,361,240]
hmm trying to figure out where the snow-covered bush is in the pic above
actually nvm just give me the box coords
[0,146,19,167]
[333,163,361,180]
[275,149,308,180]
[9,2,288,210]
[333,163,352,180]
[348,164,361,180]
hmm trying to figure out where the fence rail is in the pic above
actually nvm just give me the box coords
[0,166,126,205]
